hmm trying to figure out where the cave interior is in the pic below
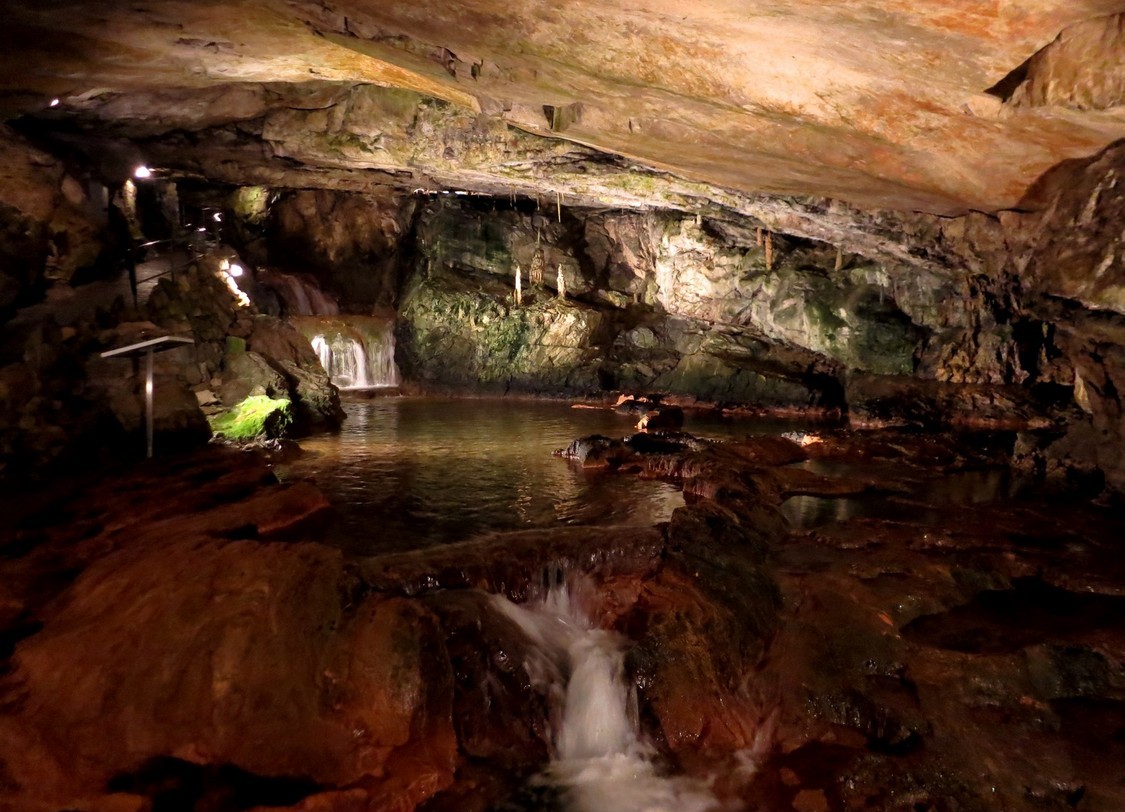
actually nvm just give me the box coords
[1,2,1124,811]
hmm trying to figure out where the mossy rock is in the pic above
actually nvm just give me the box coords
[208,395,293,441]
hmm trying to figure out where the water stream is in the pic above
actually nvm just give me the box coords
[292,315,399,389]
[492,574,719,812]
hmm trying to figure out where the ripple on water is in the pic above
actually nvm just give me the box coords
[282,398,773,555]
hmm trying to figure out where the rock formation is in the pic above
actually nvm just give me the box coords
[0,1,1120,487]
[0,4,1123,809]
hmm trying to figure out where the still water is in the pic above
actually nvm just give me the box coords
[779,458,1021,530]
[282,397,767,555]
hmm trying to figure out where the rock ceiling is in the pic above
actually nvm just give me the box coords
[2,0,1124,215]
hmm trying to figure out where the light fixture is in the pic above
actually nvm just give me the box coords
[133,165,152,179]
[228,263,244,277]
[49,98,60,108]
[213,212,222,222]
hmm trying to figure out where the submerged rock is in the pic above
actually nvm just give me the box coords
[636,405,684,431]
[554,434,630,468]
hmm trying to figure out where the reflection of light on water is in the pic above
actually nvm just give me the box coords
[284,399,697,554]
[780,464,1018,531]
[781,494,860,529]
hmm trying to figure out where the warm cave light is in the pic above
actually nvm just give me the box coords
[213,212,223,222]
[228,263,244,277]
[220,269,250,307]
[133,165,152,179]
[49,98,60,107]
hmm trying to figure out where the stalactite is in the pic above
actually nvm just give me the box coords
[515,263,522,305]
[765,231,774,271]
[756,226,763,247]
[557,265,566,299]
[530,230,544,286]
[557,191,562,223]
[835,246,843,271]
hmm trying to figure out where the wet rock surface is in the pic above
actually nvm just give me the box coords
[0,423,1120,811]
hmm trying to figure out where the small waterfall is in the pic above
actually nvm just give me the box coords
[258,269,340,316]
[293,316,399,390]
[492,574,719,812]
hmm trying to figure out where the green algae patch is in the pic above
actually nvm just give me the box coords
[208,395,293,441]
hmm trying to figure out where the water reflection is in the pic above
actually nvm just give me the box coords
[285,399,1024,551]
[284,398,760,555]
[780,462,1022,530]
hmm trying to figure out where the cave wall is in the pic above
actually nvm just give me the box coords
[264,187,415,313]
[0,127,104,317]
[386,197,1035,421]
[0,163,347,481]
[1011,140,1125,493]
[209,180,1062,423]
[2,121,1125,494]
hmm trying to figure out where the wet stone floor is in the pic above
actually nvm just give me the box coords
[0,412,1122,812]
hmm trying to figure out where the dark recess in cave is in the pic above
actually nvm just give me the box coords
[984,54,1033,103]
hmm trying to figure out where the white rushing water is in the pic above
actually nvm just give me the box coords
[492,576,720,812]
[306,319,399,389]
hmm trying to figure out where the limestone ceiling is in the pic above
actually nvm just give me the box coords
[2,0,1125,214]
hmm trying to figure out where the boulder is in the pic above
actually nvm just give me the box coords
[0,537,457,809]
[554,434,631,468]
[207,394,293,441]
[247,315,344,431]
[635,405,684,431]
[218,348,289,405]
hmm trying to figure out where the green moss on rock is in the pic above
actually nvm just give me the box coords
[229,186,270,225]
[208,395,293,441]
[398,277,607,394]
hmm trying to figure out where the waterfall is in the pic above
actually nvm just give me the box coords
[310,335,331,376]
[293,316,399,390]
[492,574,719,812]
[258,269,340,316]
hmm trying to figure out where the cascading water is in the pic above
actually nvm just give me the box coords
[293,316,399,390]
[492,573,719,812]
[257,269,340,316]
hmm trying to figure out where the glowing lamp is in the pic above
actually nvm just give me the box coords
[228,263,244,277]
[49,98,60,107]
[133,165,152,179]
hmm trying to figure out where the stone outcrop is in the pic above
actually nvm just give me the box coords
[266,187,415,312]
[137,253,345,436]
[0,126,103,316]
[1008,141,1125,493]
[390,197,1060,426]
[4,426,1121,811]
